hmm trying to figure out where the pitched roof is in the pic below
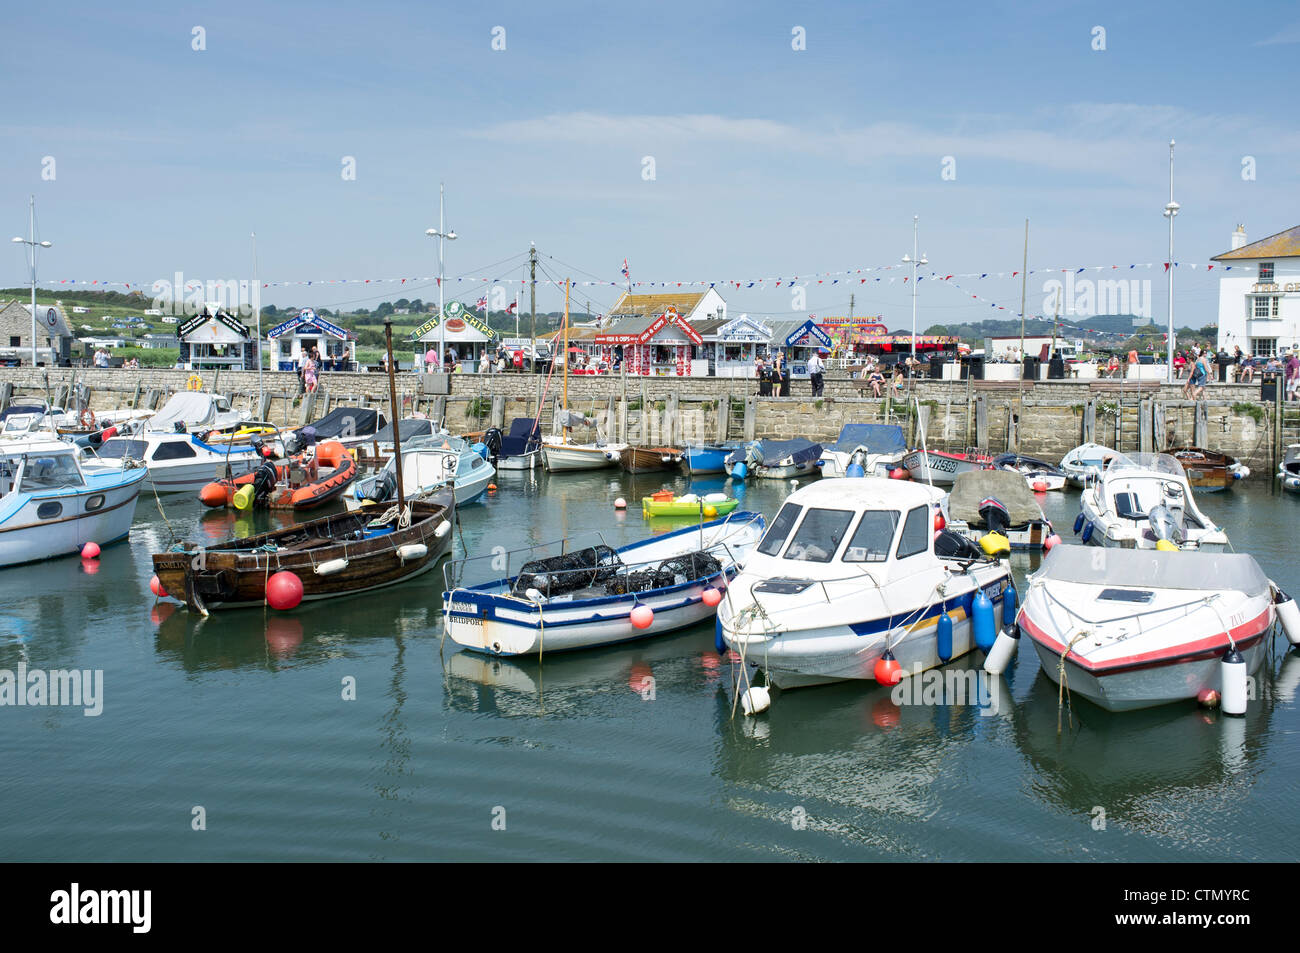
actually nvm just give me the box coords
[1212,225,1300,261]
[608,291,708,318]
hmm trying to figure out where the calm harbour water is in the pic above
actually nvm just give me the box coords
[2,467,1299,862]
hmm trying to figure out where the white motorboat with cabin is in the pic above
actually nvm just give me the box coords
[83,430,272,494]
[442,512,766,656]
[1019,545,1275,711]
[1075,452,1227,551]
[348,433,493,508]
[819,424,908,478]
[1060,442,1117,488]
[0,438,147,567]
[136,391,250,435]
[717,479,1014,688]
[1278,444,1300,493]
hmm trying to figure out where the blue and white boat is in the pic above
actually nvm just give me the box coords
[0,438,147,568]
[442,512,766,656]
[718,479,1013,688]
[818,424,907,478]
[685,442,741,475]
[725,439,822,480]
[348,432,494,509]
[83,430,270,493]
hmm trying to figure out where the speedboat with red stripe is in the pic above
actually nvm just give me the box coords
[1018,545,1275,711]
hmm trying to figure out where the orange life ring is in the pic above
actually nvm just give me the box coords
[80,408,96,429]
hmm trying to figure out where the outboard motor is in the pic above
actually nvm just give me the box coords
[482,427,503,459]
[846,446,868,478]
[282,432,303,457]
[360,469,397,504]
[935,529,986,561]
[251,460,279,502]
[978,497,1010,535]
[1147,504,1183,548]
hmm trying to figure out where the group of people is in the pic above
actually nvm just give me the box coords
[752,348,828,397]
[296,346,321,393]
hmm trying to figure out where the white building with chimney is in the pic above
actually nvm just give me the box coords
[1213,224,1300,358]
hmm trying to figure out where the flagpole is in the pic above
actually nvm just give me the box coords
[252,231,262,404]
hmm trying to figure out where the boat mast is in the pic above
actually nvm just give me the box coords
[562,278,570,445]
[383,316,406,512]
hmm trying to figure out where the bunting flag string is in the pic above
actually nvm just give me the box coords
[37,260,1235,293]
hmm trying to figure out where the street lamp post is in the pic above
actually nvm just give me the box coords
[12,195,52,367]
[1163,140,1179,384]
[425,183,457,372]
[901,214,928,362]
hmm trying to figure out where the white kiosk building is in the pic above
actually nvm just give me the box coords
[177,304,257,371]
[268,308,356,371]
[411,301,497,371]
[1213,224,1300,359]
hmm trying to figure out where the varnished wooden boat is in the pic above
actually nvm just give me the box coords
[1168,446,1249,493]
[620,446,684,473]
[152,489,455,614]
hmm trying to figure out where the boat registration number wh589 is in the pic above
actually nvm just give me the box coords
[907,452,956,473]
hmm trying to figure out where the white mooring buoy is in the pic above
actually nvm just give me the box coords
[741,686,771,716]
[1220,647,1248,716]
[1274,588,1300,646]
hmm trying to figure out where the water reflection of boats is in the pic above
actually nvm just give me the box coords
[441,630,718,718]
[1009,657,1277,844]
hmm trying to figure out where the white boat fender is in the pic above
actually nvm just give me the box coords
[741,686,771,716]
[703,492,728,503]
[1220,647,1248,716]
[397,543,427,562]
[1274,587,1300,646]
[983,625,1019,675]
[434,521,451,539]
[313,558,349,576]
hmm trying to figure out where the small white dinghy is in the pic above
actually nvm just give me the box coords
[717,479,1014,689]
[1060,442,1117,489]
[442,512,765,656]
[1019,545,1275,712]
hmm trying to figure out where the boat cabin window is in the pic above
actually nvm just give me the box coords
[96,438,149,460]
[895,505,931,559]
[757,503,801,556]
[783,508,855,563]
[19,454,84,491]
[151,441,198,461]
[842,510,900,563]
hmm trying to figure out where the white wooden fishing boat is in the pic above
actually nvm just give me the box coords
[542,438,624,471]
[348,436,492,508]
[0,438,146,567]
[717,479,1013,688]
[1060,442,1117,488]
[1019,545,1273,711]
[1280,444,1300,493]
[902,448,993,485]
[442,512,766,656]
[1076,452,1227,551]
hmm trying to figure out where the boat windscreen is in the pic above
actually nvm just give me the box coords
[1035,545,1269,596]
[842,510,900,562]
[757,502,801,556]
[20,454,84,490]
[783,508,855,563]
[95,438,149,460]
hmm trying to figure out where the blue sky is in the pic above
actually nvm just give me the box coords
[3,0,1298,332]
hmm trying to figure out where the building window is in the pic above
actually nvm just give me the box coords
[1253,296,1281,318]
[1260,262,1275,282]
[9,336,19,348]
[1251,337,1277,358]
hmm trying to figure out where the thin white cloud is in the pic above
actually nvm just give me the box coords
[1255,23,1300,45]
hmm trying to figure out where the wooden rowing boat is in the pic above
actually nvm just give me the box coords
[1168,446,1249,493]
[153,490,455,614]
[621,446,684,473]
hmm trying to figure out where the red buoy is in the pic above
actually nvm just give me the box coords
[933,513,946,532]
[81,541,101,559]
[630,605,654,629]
[149,574,168,598]
[266,571,304,610]
[702,587,723,607]
[873,649,903,685]
[1043,533,1062,552]
[889,467,907,480]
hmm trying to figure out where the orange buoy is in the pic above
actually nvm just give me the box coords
[630,605,654,629]
[702,587,723,607]
[487,483,497,492]
[199,483,230,508]
[873,649,903,685]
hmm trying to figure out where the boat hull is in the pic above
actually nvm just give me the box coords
[621,447,684,473]
[542,443,622,471]
[496,450,541,471]
[902,450,990,485]
[685,445,736,474]
[0,470,146,568]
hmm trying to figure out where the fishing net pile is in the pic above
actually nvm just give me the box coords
[512,545,622,597]
[603,551,722,595]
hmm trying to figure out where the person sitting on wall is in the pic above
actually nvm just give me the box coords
[1239,353,1255,384]
[869,366,885,398]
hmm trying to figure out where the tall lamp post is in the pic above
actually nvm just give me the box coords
[1163,140,1179,384]
[425,183,457,372]
[901,214,928,362]
[12,196,52,367]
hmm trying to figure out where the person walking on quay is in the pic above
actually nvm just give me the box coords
[777,353,792,397]
[303,351,318,394]
[807,348,825,397]
[1287,349,1300,402]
